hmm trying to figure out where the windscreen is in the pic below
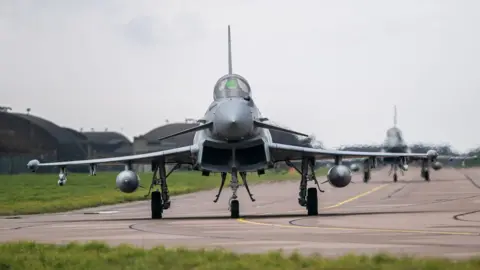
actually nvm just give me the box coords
[213,75,251,100]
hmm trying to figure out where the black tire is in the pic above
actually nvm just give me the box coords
[363,171,370,183]
[393,174,398,182]
[151,191,163,219]
[307,187,318,216]
[230,200,240,218]
[424,171,430,182]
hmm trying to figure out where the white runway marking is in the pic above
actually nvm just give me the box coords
[83,211,120,214]
[352,204,414,208]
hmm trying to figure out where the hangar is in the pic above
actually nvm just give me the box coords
[82,131,133,172]
[0,112,89,173]
[83,131,132,157]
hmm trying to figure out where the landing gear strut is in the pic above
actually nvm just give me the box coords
[145,160,181,219]
[286,158,323,216]
[229,170,240,218]
[89,164,97,176]
[58,166,67,186]
[421,160,430,182]
[363,158,371,183]
[213,169,256,218]
[388,163,399,182]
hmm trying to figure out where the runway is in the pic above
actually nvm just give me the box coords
[1,167,480,258]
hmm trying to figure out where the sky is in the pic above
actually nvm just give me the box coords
[1,0,479,152]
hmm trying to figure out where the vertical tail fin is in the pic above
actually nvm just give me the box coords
[228,25,233,74]
[393,105,397,127]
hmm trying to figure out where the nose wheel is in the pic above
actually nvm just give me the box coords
[389,164,399,182]
[213,169,255,218]
[230,199,240,218]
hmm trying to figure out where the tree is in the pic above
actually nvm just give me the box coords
[0,106,12,112]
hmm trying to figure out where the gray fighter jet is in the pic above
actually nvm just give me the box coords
[360,106,477,183]
[26,26,445,219]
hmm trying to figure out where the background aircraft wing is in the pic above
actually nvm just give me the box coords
[439,155,478,161]
[268,143,437,162]
[29,145,198,168]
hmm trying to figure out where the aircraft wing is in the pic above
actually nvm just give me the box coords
[28,145,198,168]
[440,155,478,161]
[268,143,440,162]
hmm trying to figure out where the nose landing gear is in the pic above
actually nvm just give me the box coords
[213,169,256,218]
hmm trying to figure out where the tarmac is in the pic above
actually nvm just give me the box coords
[1,167,480,258]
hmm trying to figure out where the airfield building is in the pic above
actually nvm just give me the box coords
[0,111,135,174]
[0,112,89,174]
[82,131,133,172]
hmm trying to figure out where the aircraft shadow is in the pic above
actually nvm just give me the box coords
[44,209,451,224]
[360,179,468,184]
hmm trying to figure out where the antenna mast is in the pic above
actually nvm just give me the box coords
[228,25,232,74]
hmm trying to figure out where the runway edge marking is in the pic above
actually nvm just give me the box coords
[237,184,480,236]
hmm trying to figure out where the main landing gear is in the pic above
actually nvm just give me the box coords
[213,170,256,218]
[363,158,372,183]
[421,160,430,182]
[286,158,324,216]
[144,159,181,219]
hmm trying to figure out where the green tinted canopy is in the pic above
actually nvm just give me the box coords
[225,79,238,89]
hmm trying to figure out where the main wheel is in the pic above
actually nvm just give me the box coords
[151,191,163,219]
[363,171,370,183]
[230,200,240,218]
[424,170,430,182]
[393,174,398,182]
[307,187,318,216]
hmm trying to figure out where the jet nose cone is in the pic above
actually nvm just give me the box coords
[214,99,253,140]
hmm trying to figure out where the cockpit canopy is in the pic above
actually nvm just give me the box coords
[213,74,251,100]
[386,127,403,140]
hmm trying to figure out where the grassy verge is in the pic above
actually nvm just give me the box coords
[0,169,327,216]
[0,241,478,270]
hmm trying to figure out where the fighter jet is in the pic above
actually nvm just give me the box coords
[360,106,477,183]
[26,26,444,219]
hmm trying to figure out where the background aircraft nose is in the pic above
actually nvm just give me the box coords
[213,99,253,140]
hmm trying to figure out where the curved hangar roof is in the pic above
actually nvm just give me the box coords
[141,122,307,146]
[1,113,88,162]
[141,123,198,147]
[83,131,131,145]
[12,113,86,146]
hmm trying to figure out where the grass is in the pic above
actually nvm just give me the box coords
[0,168,327,216]
[0,241,479,270]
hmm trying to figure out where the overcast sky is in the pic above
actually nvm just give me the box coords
[1,0,479,152]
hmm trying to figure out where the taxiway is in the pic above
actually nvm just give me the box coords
[1,167,480,258]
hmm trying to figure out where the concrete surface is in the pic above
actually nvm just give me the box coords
[1,167,480,258]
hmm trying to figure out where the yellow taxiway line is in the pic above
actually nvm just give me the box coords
[321,184,388,209]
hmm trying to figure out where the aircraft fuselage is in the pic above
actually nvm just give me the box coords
[382,145,409,165]
[191,90,274,173]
